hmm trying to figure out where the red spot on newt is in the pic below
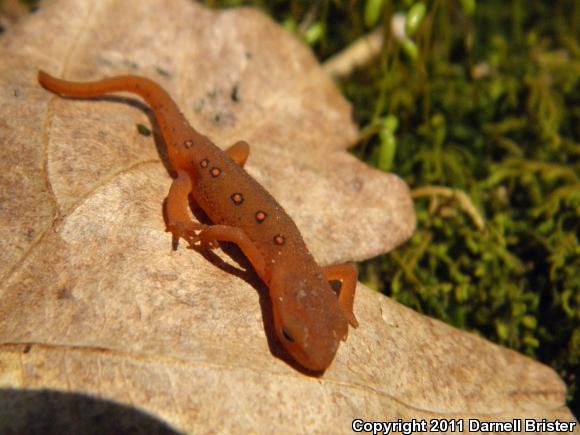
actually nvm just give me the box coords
[37,70,359,372]
[255,211,267,222]
[231,192,243,205]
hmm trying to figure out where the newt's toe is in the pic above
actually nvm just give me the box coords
[167,222,202,248]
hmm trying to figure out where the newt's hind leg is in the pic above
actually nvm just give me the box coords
[166,170,207,247]
[225,140,249,167]
[322,263,359,329]
[197,224,267,281]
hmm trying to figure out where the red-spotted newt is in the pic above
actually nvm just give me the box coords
[38,71,358,371]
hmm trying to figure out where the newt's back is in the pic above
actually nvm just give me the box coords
[188,139,311,282]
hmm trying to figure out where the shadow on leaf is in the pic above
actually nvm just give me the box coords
[0,388,183,435]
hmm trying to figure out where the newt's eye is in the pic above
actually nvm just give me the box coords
[281,327,294,343]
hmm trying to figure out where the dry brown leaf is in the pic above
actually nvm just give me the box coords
[0,0,576,433]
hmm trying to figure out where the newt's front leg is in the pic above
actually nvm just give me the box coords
[166,170,207,247]
[322,263,359,329]
[225,140,250,167]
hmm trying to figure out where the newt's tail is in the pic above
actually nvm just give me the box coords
[38,70,187,135]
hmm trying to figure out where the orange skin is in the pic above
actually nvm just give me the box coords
[38,71,358,371]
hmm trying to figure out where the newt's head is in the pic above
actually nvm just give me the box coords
[270,268,349,372]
